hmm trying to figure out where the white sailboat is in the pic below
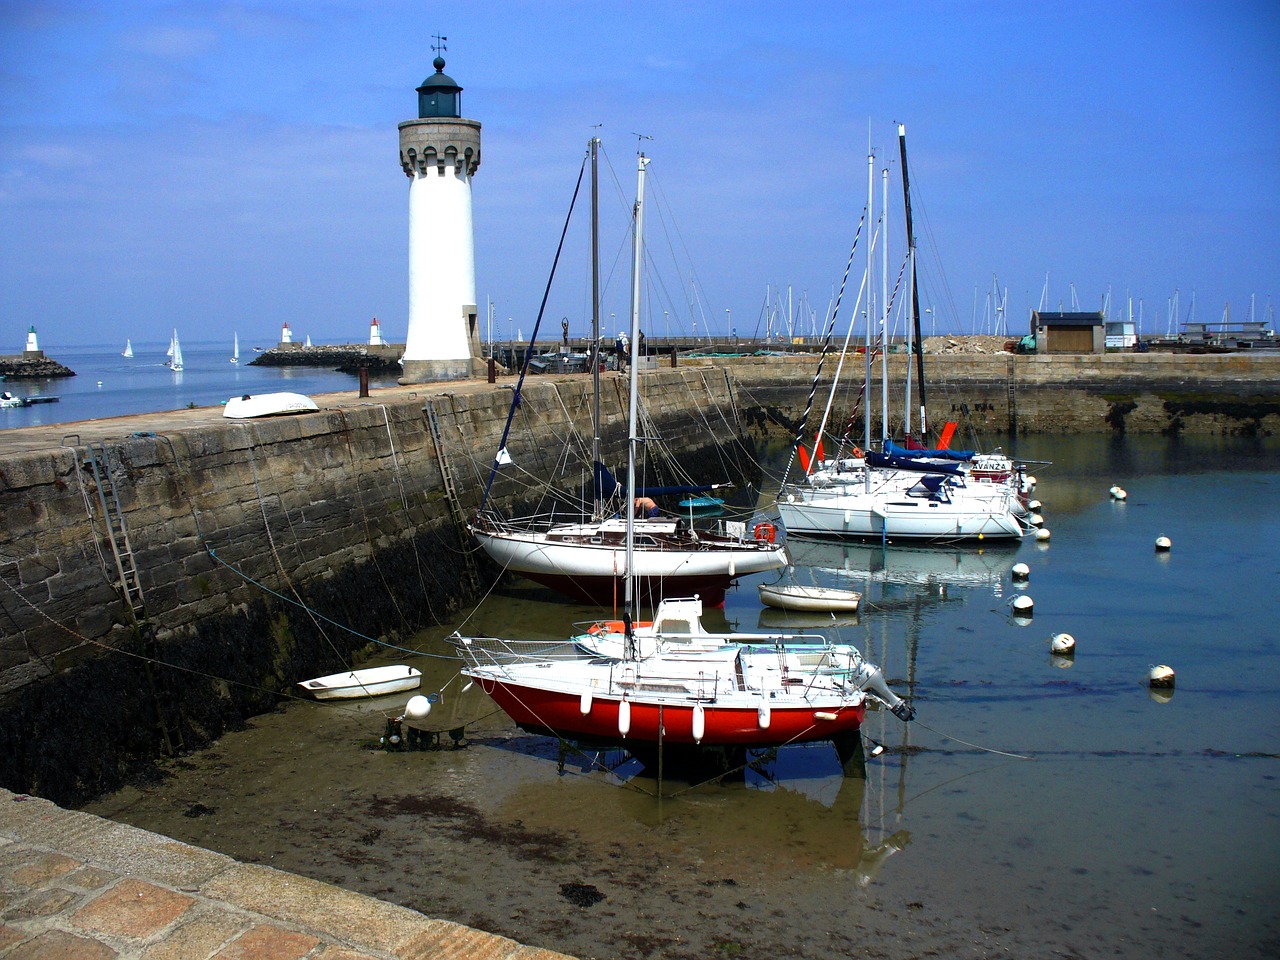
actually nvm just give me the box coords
[777,127,1027,543]
[469,138,786,607]
[122,339,133,359]
[230,332,239,364]
[453,152,913,773]
[166,329,184,371]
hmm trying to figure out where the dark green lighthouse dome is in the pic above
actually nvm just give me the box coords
[417,56,462,118]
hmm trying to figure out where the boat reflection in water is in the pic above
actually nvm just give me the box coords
[785,536,1021,596]
[499,743,913,884]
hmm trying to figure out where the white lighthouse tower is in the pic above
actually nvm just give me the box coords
[398,46,482,382]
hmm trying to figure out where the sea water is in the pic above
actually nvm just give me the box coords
[83,432,1280,959]
[1,340,398,430]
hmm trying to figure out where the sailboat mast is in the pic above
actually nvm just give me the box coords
[590,137,603,518]
[881,165,889,446]
[864,143,874,490]
[897,124,926,439]
[624,153,650,636]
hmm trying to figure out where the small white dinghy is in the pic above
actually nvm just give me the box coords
[758,583,862,613]
[224,392,319,419]
[299,665,421,700]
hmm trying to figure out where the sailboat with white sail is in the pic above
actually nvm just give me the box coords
[468,138,786,606]
[122,339,133,359]
[165,329,184,371]
[230,332,239,364]
[453,153,913,772]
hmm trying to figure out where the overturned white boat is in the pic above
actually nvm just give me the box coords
[223,392,319,419]
[298,665,421,700]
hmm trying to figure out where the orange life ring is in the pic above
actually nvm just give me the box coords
[753,522,777,543]
[852,446,864,459]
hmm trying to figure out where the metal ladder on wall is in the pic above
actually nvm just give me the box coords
[424,400,479,594]
[83,442,148,623]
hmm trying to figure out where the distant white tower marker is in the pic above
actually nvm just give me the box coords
[369,317,384,346]
[24,326,39,353]
[398,44,482,382]
[280,322,293,344]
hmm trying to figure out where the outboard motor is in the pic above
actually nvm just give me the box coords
[852,662,915,722]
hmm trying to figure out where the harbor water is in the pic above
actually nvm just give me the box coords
[81,432,1280,959]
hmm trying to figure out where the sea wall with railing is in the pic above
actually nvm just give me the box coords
[1,353,1276,804]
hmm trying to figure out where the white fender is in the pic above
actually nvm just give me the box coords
[618,698,631,737]
[692,703,706,743]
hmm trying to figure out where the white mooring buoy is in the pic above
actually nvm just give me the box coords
[1011,595,1034,616]
[1029,513,1045,527]
[1050,632,1076,655]
[1148,664,1176,689]
[1035,528,1052,542]
[1155,536,1172,551]
[1011,562,1030,581]
[1110,485,1128,501]
[1028,499,1042,511]
[403,695,432,729]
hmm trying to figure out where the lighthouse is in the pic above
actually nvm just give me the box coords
[397,48,482,382]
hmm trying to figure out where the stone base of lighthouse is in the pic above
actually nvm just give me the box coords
[398,358,476,383]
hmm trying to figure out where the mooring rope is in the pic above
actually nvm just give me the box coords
[911,719,1033,760]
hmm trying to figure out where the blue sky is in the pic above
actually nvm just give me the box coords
[2,1,1277,349]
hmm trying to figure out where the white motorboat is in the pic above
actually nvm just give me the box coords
[298,664,421,700]
[223,392,319,418]
[758,582,862,612]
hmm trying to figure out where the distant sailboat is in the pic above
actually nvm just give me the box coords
[122,339,133,359]
[304,335,312,348]
[167,329,184,371]
[230,332,239,364]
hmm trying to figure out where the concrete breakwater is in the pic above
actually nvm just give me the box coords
[1,354,1278,806]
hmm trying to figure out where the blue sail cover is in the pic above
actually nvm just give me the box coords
[884,439,975,461]
[866,451,964,475]
[593,462,718,498]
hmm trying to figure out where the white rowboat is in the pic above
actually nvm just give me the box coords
[298,665,421,700]
[758,583,862,612]
[224,392,319,419]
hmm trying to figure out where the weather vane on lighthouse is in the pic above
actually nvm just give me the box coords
[432,34,447,56]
